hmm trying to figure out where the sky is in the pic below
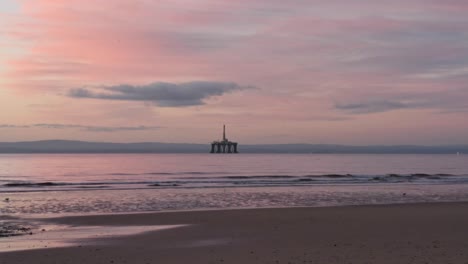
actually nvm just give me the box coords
[0,0,468,145]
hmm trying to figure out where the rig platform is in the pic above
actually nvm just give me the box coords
[210,125,238,153]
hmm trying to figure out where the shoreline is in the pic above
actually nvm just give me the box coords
[2,202,468,263]
[5,182,468,215]
[2,199,467,220]
[19,199,468,218]
[2,180,468,194]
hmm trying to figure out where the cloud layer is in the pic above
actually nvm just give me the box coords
[0,124,160,132]
[68,81,248,107]
[1,0,468,144]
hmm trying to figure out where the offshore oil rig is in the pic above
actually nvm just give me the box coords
[210,125,239,153]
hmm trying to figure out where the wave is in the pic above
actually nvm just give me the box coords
[146,171,229,176]
[3,181,143,188]
[4,182,65,187]
[105,171,230,176]
[179,173,455,180]
[310,174,353,178]
[106,173,141,176]
[225,175,295,179]
[146,172,176,175]
[76,185,110,189]
[2,173,467,194]
[370,173,455,182]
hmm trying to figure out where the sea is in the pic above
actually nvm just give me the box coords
[1,153,468,216]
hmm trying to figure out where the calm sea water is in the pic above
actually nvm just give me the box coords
[1,153,468,215]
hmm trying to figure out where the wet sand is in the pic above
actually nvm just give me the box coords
[2,202,468,263]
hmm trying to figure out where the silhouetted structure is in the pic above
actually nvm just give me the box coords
[210,125,238,153]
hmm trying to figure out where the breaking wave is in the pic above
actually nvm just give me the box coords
[1,173,467,194]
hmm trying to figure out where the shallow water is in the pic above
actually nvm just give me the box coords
[0,223,183,252]
[1,154,468,215]
[1,154,467,192]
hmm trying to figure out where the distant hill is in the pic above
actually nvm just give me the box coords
[0,140,467,154]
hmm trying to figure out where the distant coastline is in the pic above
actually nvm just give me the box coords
[0,140,466,154]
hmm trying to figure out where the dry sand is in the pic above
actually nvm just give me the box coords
[2,202,468,263]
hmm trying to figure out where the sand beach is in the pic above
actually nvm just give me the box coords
[2,202,468,263]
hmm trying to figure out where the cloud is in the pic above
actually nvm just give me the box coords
[0,124,161,132]
[68,81,249,107]
[335,88,468,114]
[335,100,409,114]
[0,124,29,128]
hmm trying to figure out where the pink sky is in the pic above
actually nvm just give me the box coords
[0,0,467,144]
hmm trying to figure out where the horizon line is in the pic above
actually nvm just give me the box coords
[0,139,467,147]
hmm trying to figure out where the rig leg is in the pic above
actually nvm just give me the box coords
[210,143,215,153]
